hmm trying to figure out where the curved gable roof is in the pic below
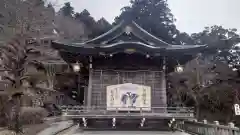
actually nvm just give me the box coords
[51,20,207,56]
[81,20,173,47]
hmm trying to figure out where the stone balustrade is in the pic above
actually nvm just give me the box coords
[60,106,194,119]
[177,119,240,135]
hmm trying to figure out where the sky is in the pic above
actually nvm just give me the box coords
[52,0,240,34]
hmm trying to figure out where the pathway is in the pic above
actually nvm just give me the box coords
[65,129,189,135]
[72,131,190,135]
[37,121,73,135]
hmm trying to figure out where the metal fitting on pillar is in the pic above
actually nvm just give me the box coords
[140,118,146,127]
[112,118,116,127]
[82,117,87,127]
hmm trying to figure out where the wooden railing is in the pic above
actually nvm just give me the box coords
[177,120,240,135]
[60,106,194,119]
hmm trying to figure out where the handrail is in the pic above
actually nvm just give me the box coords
[60,106,194,112]
[60,106,194,109]
[177,120,240,135]
[60,106,194,118]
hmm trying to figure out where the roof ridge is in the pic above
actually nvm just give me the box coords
[82,21,125,44]
[131,21,170,46]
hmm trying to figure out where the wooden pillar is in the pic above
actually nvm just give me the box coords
[84,86,88,106]
[161,56,167,107]
[87,56,93,108]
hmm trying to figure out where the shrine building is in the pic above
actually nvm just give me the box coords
[51,19,206,120]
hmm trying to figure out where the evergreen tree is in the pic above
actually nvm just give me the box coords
[191,26,240,69]
[114,0,179,44]
[75,9,95,29]
[74,9,110,38]
[96,17,112,33]
[59,2,74,17]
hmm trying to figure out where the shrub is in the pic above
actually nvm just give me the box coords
[0,130,17,135]
[20,107,48,125]
[0,96,13,127]
[43,103,61,116]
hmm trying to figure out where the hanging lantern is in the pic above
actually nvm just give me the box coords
[72,62,81,72]
[146,54,150,58]
[175,64,184,73]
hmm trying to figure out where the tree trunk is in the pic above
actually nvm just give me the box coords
[10,95,22,134]
[15,95,22,133]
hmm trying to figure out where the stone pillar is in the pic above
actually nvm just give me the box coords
[203,119,207,124]
[228,122,235,128]
[87,56,93,108]
[161,56,167,107]
[214,121,219,125]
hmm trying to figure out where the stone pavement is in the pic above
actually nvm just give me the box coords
[37,120,73,135]
[71,131,190,135]
[58,124,79,135]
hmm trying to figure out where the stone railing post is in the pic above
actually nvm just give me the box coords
[181,120,240,135]
[193,119,197,122]
[214,121,219,125]
[228,122,237,135]
[213,121,220,133]
[228,122,235,128]
[201,119,208,134]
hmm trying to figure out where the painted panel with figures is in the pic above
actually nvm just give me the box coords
[106,83,151,111]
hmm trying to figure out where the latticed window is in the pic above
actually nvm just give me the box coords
[91,69,166,110]
[92,93,100,107]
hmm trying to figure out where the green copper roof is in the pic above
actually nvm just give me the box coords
[52,20,207,56]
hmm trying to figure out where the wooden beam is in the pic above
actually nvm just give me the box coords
[161,56,167,108]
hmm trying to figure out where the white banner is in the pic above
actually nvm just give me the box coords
[234,104,240,115]
[106,83,151,111]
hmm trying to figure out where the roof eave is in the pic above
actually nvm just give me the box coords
[51,41,207,56]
